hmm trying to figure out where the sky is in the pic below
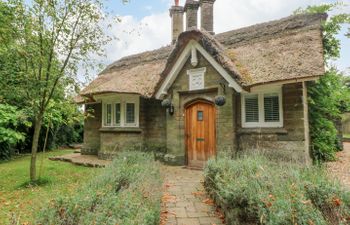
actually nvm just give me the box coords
[82,0,350,84]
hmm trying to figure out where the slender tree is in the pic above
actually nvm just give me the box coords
[4,0,112,181]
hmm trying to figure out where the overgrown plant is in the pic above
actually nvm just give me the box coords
[295,2,350,161]
[204,156,350,225]
[36,152,162,225]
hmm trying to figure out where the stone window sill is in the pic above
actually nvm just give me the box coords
[237,127,288,135]
[99,127,142,133]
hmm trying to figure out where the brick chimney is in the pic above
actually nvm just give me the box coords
[170,0,184,44]
[200,0,216,34]
[184,0,200,30]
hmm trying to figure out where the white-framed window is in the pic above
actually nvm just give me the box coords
[104,103,112,126]
[101,95,139,128]
[115,102,121,126]
[187,67,206,91]
[241,88,283,128]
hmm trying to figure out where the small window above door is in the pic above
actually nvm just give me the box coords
[197,111,203,121]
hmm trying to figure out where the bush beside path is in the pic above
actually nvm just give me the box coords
[36,151,162,225]
[204,155,350,225]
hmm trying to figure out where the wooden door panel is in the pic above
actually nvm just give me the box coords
[185,101,216,168]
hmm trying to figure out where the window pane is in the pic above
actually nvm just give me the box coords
[106,104,112,125]
[115,103,121,125]
[126,103,135,123]
[245,95,259,122]
[197,111,203,121]
[264,94,280,122]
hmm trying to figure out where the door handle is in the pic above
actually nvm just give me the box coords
[196,138,205,142]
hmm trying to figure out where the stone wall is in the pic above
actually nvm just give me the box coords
[143,98,167,151]
[97,98,167,159]
[98,131,143,159]
[98,98,146,159]
[82,103,101,155]
[236,82,311,163]
[165,52,236,165]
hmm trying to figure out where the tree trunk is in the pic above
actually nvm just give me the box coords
[30,114,43,181]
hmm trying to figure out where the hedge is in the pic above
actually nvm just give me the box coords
[204,156,350,225]
[36,152,162,225]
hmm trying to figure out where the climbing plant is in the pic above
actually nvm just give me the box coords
[295,3,350,161]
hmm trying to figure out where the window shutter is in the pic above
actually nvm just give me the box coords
[264,94,279,122]
[245,95,259,122]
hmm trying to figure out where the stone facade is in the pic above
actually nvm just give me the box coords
[82,52,311,164]
[143,98,167,151]
[82,71,311,165]
[81,103,101,155]
[165,52,236,165]
[82,98,166,159]
[236,82,311,164]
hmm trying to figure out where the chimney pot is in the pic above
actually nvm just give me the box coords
[184,0,200,30]
[200,0,216,34]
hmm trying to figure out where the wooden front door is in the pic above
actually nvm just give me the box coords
[185,101,216,168]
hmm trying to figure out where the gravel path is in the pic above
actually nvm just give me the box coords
[327,142,350,189]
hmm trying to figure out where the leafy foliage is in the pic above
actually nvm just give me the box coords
[0,104,31,160]
[204,156,350,225]
[295,2,350,60]
[308,69,350,161]
[36,152,162,225]
[295,3,350,161]
[0,0,114,180]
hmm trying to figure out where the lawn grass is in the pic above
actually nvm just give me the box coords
[344,133,350,139]
[0,149,100,224]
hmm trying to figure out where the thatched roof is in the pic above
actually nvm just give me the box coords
[79,46,172,98]
[157,29,251,91]
[79,13,326,99]
[216,13,327,86]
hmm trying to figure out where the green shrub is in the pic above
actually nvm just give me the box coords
[36,152,162,225]
[204,156,350,225]
[0,103,30,160]
[308,70,350,161]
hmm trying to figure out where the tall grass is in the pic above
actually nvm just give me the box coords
[36,151,161,225]
[204,155,350,225]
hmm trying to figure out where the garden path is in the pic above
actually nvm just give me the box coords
[327,142,350,189]
[160,166,224,225]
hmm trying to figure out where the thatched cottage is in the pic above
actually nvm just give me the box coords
[76,0,327,167]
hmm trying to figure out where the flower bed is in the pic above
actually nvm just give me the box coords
[36,151,161,225]
[204,156,350,225]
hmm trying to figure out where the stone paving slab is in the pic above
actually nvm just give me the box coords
[49,153,110,167]
[160,166,224,225]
